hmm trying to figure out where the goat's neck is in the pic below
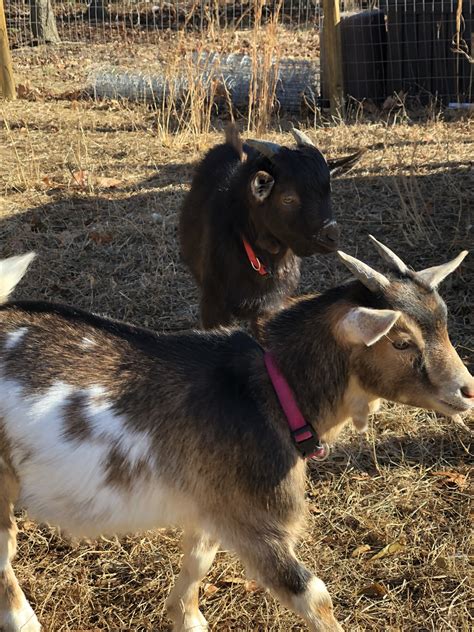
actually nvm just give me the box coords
[263,299,377,443]
[241,213,289,261]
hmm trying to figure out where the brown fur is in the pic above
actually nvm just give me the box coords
[61,393,93,442]
[104,445,152,490]
[225,123,246,162]
[0,254,472,631]
[0,568,24,612]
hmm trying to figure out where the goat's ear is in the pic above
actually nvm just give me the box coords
[251,171,274,202]
[338,307,401,347]
[0,252,36,304]
[327,149,365,177]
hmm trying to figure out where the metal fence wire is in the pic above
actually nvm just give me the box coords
[4,0,473,106]
[6,0,325,45]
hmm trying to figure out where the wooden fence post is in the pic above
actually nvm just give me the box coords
[0,0,16,99]
[322,0,344,117]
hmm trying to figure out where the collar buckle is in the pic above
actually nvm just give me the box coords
[292,424,328,460]
[310,442,330,462]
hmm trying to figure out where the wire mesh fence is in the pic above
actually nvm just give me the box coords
[4,0,473,111]
[5,0,325,47]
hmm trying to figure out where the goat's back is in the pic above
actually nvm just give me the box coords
[0,302,301,538]
[179,142,243,284]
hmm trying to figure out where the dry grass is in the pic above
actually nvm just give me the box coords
[0,39,473,632]
[10,25,321,95]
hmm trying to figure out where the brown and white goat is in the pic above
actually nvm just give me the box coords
[0,240,472,632]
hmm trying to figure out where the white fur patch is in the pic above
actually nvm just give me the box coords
[0,603,41,632]
[4,328,28,352]
[0,376,198,537]
[291,576,334,627]
[295,576,330,607]
[0,531,11,569]
[81,337,96,348]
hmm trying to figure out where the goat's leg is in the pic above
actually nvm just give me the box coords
[166,530,218,632]
[236,537,343,632]
[0,468,40,632]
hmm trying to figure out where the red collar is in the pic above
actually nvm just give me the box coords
[264,351,329,461]
[242,236,269,276]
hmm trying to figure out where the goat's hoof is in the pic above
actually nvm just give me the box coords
[172,615,208,632]
[167,602,208,632]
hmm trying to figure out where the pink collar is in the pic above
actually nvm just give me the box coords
[264,351,329,461]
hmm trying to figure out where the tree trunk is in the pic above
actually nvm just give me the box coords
[30,0,60,44]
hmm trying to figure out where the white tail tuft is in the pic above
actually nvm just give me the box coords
[0,252,36,304]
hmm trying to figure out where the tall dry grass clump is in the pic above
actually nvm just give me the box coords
[248,0,283,134]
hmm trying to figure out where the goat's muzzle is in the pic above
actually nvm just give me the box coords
[313,220,340,253]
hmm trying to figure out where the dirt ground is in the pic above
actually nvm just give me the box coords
[0,46,473,632]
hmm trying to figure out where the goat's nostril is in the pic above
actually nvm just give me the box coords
[321,223,340,243]
[460,384,474,399]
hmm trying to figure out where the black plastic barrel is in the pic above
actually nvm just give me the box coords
[380,0,473,104]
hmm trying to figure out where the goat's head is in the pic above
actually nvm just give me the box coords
[335,237,473,417]
[244,129,361,257]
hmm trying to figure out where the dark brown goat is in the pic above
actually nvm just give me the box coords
[179,126,363,332]
[0,240,472,632]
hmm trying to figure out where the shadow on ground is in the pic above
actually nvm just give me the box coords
[2,162,471,355]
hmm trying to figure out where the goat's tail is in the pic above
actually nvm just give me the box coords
[225,123,246,162]
[0,252,36,304]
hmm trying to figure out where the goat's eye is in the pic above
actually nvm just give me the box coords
[392,339,411,351]
[282,195,296,205]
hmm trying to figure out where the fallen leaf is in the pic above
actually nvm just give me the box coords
[351,544,371,558]
[17,83,42,101]
[71,170,88,188]
[202,583,219,597]
[220,576,261,592]
[59,88,86,101]
[244,580,261,593]
[432,471,468,490]
[93,176,122,189]
[351,472,371,481]
[17,84,28,97]
[358,582,389,598]
[70,171,122,189]
[42,176,55,188]
[41,175,65,191]
[370,541,405,561]
[89,231,113,245]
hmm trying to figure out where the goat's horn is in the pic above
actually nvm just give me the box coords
[245,139,281,160]
[369,235,408,275]
[416,251,468,289]
[337,251,391,293]
[291,128,315,148]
